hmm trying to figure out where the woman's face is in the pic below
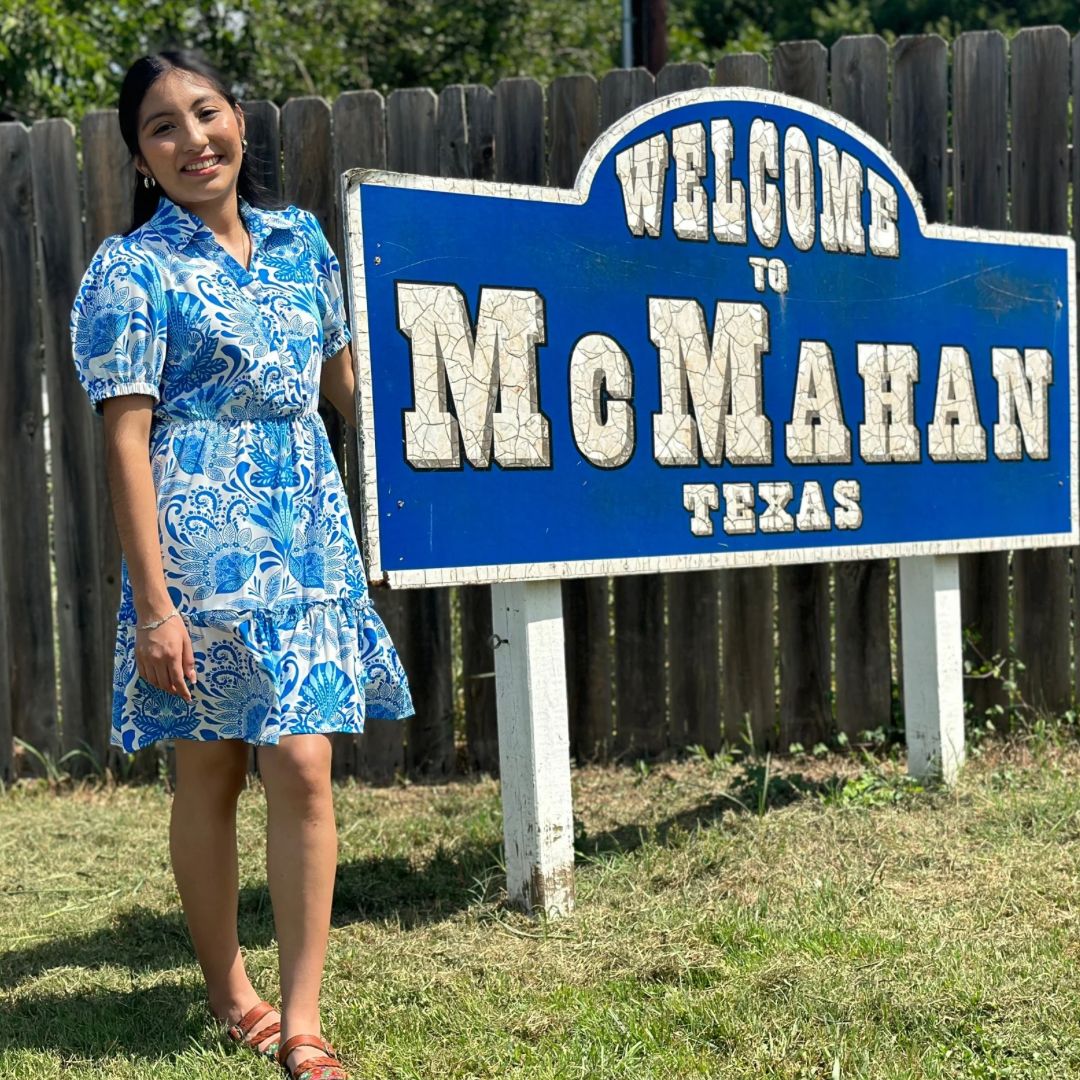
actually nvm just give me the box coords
[136,69,246,213]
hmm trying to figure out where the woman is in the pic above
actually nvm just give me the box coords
[69,50,413,1080]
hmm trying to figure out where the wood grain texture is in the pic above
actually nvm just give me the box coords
[714,51,774,751]
[387,88,439,176]
[0,506,10,782]
[890,35,947,225]
[439,86,499,774]
[241,100,282,203]
[1009,26,1071,716]
[31,118,110,765]
[651,57,721,755]
[0,122,58,763]
[951,30,1010,720]
[548,72,613,761]
[667,571,721,752]
[656,62,711,96]
[438,85,495,182]
[614,574,666,758]
[80,109,132,764]
[721,567,775,747]
[548,75,599,189]
[771,39,831,748]
[830,34,891,742]
[830,35,888,143]
[772,41,828,106]
[384,86,456,777]
[715,53,768,89]
[494,79,545,187]
[330,90,402,781]
[600,69,655,130]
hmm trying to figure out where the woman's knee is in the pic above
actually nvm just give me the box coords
[173,739,250,805]
[258,734,332,807]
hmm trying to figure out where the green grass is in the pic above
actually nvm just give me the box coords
[3,741,1080,1078]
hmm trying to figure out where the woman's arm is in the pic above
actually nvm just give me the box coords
[319,343,357,425]
[102,395,195,701]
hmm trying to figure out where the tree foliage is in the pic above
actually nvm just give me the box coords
[1,0,1076,125]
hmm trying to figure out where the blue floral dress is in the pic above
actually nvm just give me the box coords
[70,194,413,752]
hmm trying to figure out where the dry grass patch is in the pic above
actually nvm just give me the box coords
[2,742,1079,1077]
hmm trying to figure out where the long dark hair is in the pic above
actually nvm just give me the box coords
[118,51,280,234]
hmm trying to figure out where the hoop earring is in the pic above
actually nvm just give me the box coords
[143,174,156,189]
[242,137,248,152]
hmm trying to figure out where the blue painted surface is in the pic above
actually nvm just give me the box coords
[354,95,1073,575]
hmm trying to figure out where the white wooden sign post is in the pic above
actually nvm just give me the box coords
[899,555,966,783]
[344,88,1076,918]
[490,581,576,915]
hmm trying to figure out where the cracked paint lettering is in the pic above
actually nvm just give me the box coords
[398,282,551,469]
[928,346,987,462]
[569,334,636,468]
[786,340,851,464]
[992,347,1052,460]
[615,133,669,239]
[749,118,782,249]
[858,343,920,462]
[711,118,746,244]
[672,123,709,241]
[650,298,772,466]
[818,138,865,254]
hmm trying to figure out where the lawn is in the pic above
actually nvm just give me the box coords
[2,738,1079,1078]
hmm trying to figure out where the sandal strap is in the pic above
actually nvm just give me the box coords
[229,1001,276,1041]
[278,1034,336,1064]
[290,1056,347,1080]
[244,1020,280,1049]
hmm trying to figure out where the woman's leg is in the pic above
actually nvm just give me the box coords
[256,733,337,1072]
[171,739,280,1051]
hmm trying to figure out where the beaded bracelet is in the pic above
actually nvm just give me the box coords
[136,609,181,632]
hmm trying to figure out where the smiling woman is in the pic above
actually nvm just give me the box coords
[67,50,413,1080]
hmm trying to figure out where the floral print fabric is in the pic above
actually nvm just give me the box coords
[70,194,413,751]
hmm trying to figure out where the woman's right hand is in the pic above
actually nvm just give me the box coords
[135,614,197,702]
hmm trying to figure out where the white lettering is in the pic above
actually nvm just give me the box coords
[398,283,550,469]
[650,299,772,466]
[615,133,670,239]
[568,334,636,468]
[786,340,851,463]
[783,125,815,252]
[818,139,865,254]
[749,118,782,248]
[683,482,719,536]
[833,479,862,529]
[722,482,757,534]
[928,346,987,461]
[867,168,899,258]
[858,343,920,462]
[711,118,746,244]
[992,347,1052,460]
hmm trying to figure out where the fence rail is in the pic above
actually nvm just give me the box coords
[1,27,1078,783]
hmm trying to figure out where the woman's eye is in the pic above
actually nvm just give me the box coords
[200,110,218,120]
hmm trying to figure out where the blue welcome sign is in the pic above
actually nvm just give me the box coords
[342,89,1077,588]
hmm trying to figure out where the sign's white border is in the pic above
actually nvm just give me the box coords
[342,87,1078,589]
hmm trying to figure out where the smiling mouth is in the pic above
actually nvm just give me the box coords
[181,155,222,175]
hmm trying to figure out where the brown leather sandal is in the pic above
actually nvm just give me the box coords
[225,1001,282,1060]
[277,1034,348,1080]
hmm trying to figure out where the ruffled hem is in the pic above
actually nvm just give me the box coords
[108,593,413,753]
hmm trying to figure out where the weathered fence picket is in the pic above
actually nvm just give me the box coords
[952,31,1010,720]
[713,53,775,752]
[4,30,1080,781]
[1010,27,1072,717]
[549,74,615,764]
[771,41,832,752]
[830,36,893,744]
[0,121,58,770]
[30,118,110,766]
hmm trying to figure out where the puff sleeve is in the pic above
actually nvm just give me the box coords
[69,236,168,415]
[300,210,352,362]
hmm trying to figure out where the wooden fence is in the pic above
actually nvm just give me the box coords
[1,27,1078,784]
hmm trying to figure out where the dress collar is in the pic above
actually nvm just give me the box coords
[147,195,296,253]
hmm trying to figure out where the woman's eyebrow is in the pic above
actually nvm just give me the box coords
[142,95,216,129]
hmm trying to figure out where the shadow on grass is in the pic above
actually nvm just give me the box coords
[0,983,209,1063]
[0,840,502,994]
